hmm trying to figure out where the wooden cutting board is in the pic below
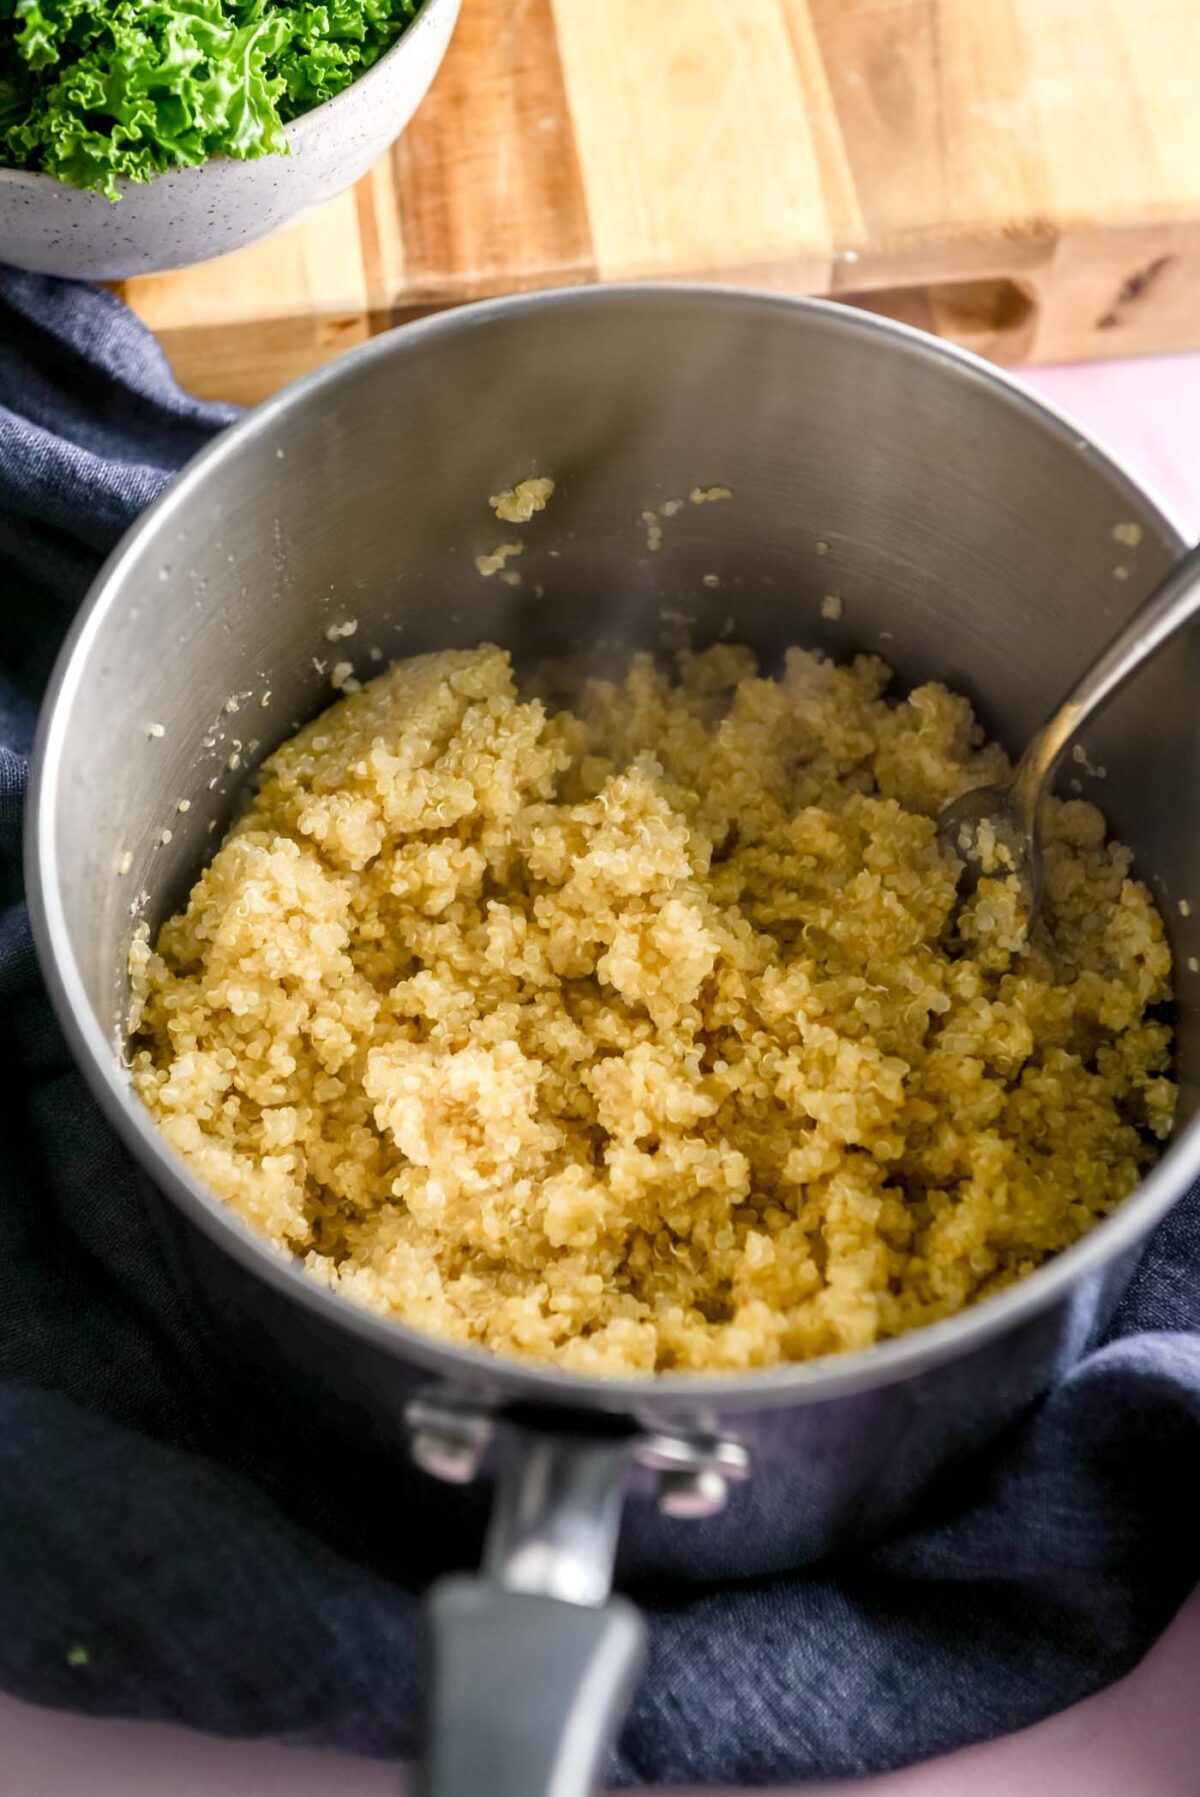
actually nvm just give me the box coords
[119,0,1200,406]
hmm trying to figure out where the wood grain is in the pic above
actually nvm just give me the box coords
[396,0,594,303]
[118,0,1200,404]
[552,0,831,284]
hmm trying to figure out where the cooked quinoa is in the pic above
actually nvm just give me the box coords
[490,478,556,524]
[129,644,1176,1375]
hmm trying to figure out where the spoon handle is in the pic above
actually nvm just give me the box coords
[1013,537,1200,814]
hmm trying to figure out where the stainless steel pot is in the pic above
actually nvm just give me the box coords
[27,288,1200,1796]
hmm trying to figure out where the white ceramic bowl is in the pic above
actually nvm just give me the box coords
[0,0,460,281]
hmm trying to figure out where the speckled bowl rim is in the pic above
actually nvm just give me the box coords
[0,0,454,196]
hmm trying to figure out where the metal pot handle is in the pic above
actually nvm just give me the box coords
[411,1405,750,1796]
[423,1585,645,1797]
[419,1430,645,1797]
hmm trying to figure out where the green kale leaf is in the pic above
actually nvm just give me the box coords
[0,0,421,198]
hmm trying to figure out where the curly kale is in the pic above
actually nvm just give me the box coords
[0,0,421,198]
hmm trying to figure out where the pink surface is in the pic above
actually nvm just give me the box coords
[1021,355,1200,534]
[7,349,1200,1792]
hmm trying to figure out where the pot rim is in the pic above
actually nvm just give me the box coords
[26,283,1200,1417]
[0,0,453,197]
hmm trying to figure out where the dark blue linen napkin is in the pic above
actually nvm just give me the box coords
[1,264,1199,1786]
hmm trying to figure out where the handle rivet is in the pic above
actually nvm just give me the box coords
[407,1397,494,1484]
[410,1426,486,1485]
[656,1466,729,1519]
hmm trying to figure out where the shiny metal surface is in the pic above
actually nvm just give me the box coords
[636,1432,750,1518]
[406,1394,495,1485]
[484,1432,630,1607]
[939,536,1200,919]
[422,1577,645,1797]
[27,288,1200,1548]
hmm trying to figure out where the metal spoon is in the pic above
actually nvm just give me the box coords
[937,538,1200,919]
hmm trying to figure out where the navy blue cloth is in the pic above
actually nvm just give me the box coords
[2,264,1200,1786]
